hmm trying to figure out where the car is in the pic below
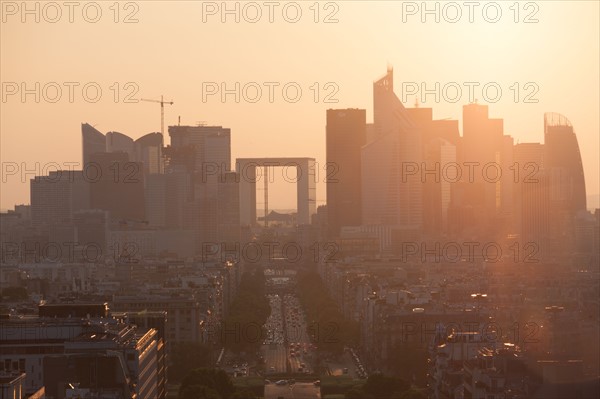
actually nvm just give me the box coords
[313,380,321,386]
[264,379,272,384]
[343,368,349,374]
[269,366,276,372]
[275,380,287,385]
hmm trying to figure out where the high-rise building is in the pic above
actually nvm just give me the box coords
[362,68,422,229]
[168,125,231,174]
[135,132,164,175]
[30,170,90,227]
[217,172,241,243]
[106,131,136,160]
[145,174,167,227]
[81,123,106,166]
[513,142,545,236]
[544,113,587,213]
[461,103,505,235]
[88,152,145,222]
[83,124,165,176]
[326,108,366,238]
[422,137,457,235]
[544,113,587,254]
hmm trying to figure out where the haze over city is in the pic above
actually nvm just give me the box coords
[1,1,599,399]
[1,1,599,210]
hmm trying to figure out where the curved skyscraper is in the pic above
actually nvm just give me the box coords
[136,132,164,175]
[544,113,587,255]
[106,131,136,160]
[544,112,587,213]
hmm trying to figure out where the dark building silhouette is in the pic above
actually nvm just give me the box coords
[362,68,422,229]
[544,113,587,254]
[544,113,587,213]
[135,132,164,175]
[326,108,366,238]
[81,123,106,167]
[30,170,90,228]
[405,107,460,236]
[461,103,505,237]
[89,152,145,222]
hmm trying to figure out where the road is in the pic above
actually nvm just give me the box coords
[263,343,288,374]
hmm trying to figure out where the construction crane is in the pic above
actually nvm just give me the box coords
[140,95,174,136]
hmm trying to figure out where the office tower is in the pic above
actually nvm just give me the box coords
[461,103,505,235]
[422,138,457,235]
[106,131,136,160]
[362,68,422,229]
[89,152,145,221]
[217,172,241,243]
[165,165,196,230]
[404,106,461,237]
[372,67,414,138]
[135,132,164,175]
[326,108,366,238]
[81,123,106,166]
[520,169,550,257]
[168,125,231,174]
[544,113,587,213]
[512,142,544,235]
[498,135,515,233]
[544,113,587,254]
[83,123,164,176]
[72,209,109,254]
[166,125,231,247]
[30,170,90,227]
[404,107,461,159]
[145,174,167,227]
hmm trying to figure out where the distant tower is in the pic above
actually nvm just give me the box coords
[326,108,366,238]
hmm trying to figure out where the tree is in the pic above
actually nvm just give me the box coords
[386,341,428,386]
[362,374,409,399]
[223,269,270,354]
[231,389,259,399]
[169,342,213,382]
[179,368,235,399]
[179,385,221,399]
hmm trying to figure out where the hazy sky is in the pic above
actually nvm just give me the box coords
[1,0,598,210]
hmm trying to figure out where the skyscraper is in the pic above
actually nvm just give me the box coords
[135,132,165,175]
[544,113,587,213]
[461,103,505,235]
[81,123,106,166]
[544,113,587,254]
[106,131,136,160]
[513,142,545,236]
[88,152,145,221]
[422,137,457,235]
[168,125,231,174]
[30,170,90,227]
[362,68,422,229]
[326,108,366,238]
